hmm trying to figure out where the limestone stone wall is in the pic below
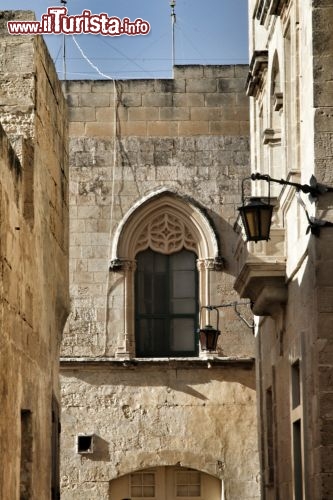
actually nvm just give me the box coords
[61,361,258,500]
[0,11,69,500]
[62,66,253,359]
[308,2,333,498]
[60,65,260,500]
[239,1,333,499]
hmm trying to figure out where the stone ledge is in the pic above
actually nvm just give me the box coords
[246,50,268,97]
[234,260,287,316]
[60,356,255,370]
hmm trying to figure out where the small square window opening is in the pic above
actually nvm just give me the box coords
[77,435,94,454]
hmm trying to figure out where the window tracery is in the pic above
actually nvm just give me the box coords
[136,212,197,255]
[110,190,221,358]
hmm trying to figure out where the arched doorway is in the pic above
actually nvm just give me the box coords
[109,465,222,500]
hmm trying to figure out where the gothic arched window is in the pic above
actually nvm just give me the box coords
[111,190,222,358]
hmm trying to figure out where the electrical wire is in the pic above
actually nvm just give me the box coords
[72,35,115,81]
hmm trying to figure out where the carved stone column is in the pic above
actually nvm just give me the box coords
[114,259,136,359]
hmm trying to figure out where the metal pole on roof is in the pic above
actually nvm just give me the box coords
[170,0,176,75]
[61,0,67,80]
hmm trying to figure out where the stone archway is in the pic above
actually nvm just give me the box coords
[108,465,222,500]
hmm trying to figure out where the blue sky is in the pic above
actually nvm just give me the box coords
[2,1,248,79]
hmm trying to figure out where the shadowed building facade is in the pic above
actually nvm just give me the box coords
[0,11,69,500]
[234,1,333,499]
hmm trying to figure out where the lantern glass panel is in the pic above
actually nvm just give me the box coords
[239,198,274,242]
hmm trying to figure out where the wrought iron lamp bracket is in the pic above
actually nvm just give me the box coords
[249,172,329,198]
[201,301,254,330]
[240,172,333,240]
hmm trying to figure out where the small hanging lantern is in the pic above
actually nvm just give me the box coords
[198,307,220,352]
[238,197,274,242]
[238,175,274,242]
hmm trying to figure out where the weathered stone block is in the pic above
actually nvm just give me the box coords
[120,121,147,136]
[79,93,110,107]
[315,82,333,109]
[95,107,116,122]
[121,79,155,94]
[174,66,204,78]
[314,109,333,133]
[191,107,221,121]
[84,122,115,137]
[205,93,237,107]
[159,107,190,121]
[120,93,142,107]
[186,78,217,93]
[178,121,209,135]
[234,65,249,78]
[173,93,205,107]
[91,81,116,94]
[154,78,186,93]
[147,121,178,137]
[88,259,108,272]
[218,78,246,93]
[209,121,241,135]
[128,107,159,121]
[65,81,92,93]
[239,121,250,135]
[69,107,96,122]
[69,122,85,136]
[142,93,173,107]
[204,65,235,78]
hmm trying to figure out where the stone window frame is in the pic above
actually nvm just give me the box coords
[267,52,284,196]
[290,356,304,499]
[269,51,283,130]
[110,189,222,358]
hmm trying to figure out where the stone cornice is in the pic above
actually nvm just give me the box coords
[246,51,269,97]
[254,0,289,25]
[60,357,255,370]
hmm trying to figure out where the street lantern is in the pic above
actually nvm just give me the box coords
[238,197,274,242]
[199,324,220,351]
[198,307,220,352]
[238,172,333,242]
[198,302,254,354]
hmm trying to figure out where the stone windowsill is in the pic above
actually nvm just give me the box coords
[60,356,255,369]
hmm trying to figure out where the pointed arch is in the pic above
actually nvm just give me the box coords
[109,464,223,499]
[111,188,221,263]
